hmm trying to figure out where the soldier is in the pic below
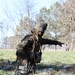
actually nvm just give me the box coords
[15,22,64,74]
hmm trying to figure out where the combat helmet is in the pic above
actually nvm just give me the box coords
[31,22,48,36]
[34,23,47,32]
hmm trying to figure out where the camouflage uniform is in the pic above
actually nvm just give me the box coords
[15,22,64,74]
[16,22,63,63]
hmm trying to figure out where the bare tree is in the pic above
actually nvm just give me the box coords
[0,0,37,48]
[54,0,75,50]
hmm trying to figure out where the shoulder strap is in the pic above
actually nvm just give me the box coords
[32,33,42,53]
[32,33,36,52]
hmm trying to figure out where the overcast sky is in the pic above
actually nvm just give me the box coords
[0,0,66,39]
[0,0,66,21]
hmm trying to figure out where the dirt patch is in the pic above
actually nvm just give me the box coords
[0,59,75,75]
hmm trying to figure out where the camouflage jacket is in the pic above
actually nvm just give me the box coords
[16,34,62,53]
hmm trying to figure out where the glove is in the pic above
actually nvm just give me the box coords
[59,42,64,47]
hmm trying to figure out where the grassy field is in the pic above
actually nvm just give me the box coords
[0,49,75,75]
[0,49,16,61]
[41,50,75,64]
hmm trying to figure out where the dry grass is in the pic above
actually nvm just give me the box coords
[0,49,75,75]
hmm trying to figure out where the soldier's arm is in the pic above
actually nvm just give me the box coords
[16,37,33,51]
[41,38,64,47]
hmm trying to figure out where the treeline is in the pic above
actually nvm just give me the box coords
[1,0,75,50]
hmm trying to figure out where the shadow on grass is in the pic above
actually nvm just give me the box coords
[0,59,75,74]
[36,63,75,74]
[0,59,16,71]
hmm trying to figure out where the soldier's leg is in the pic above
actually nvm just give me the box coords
[21,59,29,75]
[15,61,20,73]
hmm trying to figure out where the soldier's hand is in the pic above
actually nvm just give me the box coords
[59,42,64,47]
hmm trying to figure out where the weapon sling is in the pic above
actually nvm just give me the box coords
[32,33,41,63]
